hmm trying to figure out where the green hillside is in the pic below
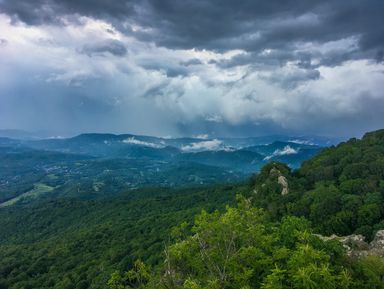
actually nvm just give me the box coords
[251,129,384,239]
[1,129,384,289]
[0,185,242,289]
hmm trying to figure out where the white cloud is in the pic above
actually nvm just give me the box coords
[264,145,298,160]
[122,137,163,148]
[205,114,223,123]
[181,139,223,152]
[288,139,314,145]
[193,134,209,139]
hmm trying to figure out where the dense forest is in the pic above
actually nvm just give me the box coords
[250,129,384,240]
[1,129,384,288]
[117,199,383,289]
[0,185,245,289]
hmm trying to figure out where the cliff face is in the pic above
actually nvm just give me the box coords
[277,175,289,195]
[269,167,289,195]
[316,230,384,258]
[252,164,291,196]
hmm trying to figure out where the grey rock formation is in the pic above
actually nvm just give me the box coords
[369,230,384,257]
[316,230,384,258]
[269,167,289,195]
[278,175,289,195]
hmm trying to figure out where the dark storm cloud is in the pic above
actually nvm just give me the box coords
[146,0,384,61]
[80,39,127,57]
[1,0,384,138]
[1,0,383,64]
[0,0,136,25]
[136,0,321,48]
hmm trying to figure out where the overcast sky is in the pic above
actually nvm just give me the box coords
[0,0,383,137]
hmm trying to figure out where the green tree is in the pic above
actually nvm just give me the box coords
[108,260,151,289]
[150,196,351,289]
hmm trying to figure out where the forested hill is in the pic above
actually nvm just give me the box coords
[1,129,384,289]
[0,185,245,289]
[117,129,384,289]
[251,128,384,239]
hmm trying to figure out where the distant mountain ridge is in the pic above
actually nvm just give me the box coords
[7,131,335,151]
[0,132,327,169]
[0,132,335,206]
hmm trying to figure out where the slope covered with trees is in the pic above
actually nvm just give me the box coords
[0,185,242,289]
[121,197,383,289]
[251,129,384,240]
[1,129,384,289]
[110,129,384,289]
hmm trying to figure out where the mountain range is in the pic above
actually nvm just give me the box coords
[0,132,336,206]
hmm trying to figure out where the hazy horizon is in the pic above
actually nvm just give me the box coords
[0,126,361,141]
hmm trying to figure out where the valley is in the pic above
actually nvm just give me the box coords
[0,133,327,206]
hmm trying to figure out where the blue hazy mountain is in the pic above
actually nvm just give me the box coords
[19,133,324,170]
[0,132,330,206]
[16,132,334,155]
[177,150,265,172]
[243,141,322,168]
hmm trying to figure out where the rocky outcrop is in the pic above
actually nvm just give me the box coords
[269,167,289,195]
[278,175,289,195]
[369,230,384,256]
[316,230,384,258]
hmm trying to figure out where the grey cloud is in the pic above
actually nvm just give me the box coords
[286,91,384,138]
[0,67,177,136]
[180,58,203,66]
[143,81,185,100]
[175,119,293,139]
[142,82,169,99]
[135,0,383,66]
[139,62,189,78]
[376,50,384,63]
[80,39,127,57]
[0,39,7,46]
[215,51,295,69]
[262,69,321,89]
[137,0,322,48]
[0,0,136,25]
[1,0,384,138]
[1,0,383,67]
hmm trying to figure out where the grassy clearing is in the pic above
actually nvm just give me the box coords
[0,183,55,207]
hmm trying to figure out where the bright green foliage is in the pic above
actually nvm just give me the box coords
[108,260,151,289]
[109,195,384,289]
[145,196,351,289]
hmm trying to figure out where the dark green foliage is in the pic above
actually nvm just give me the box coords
[347,256,384,289]
[0,185,241,289]
[0,145,246,205]
[250,129,384,239]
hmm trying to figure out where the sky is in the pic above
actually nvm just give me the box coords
[0,0,383,138]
